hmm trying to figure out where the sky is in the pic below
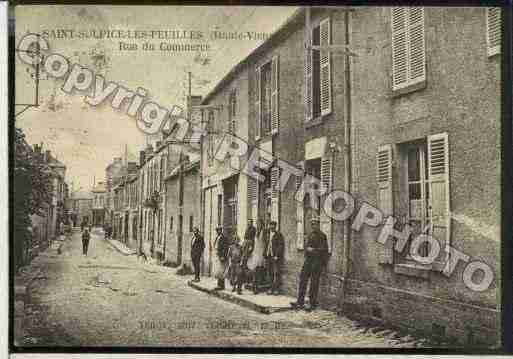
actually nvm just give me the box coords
[14,5,297,192]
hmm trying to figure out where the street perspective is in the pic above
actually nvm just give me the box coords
[11,5,502,351]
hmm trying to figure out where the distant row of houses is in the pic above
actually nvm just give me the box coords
[100,7,501,346]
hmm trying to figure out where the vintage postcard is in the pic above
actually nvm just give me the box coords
[11,4,502,351]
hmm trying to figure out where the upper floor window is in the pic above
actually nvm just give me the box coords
[391,7,426,92]
[228,89,237,135]
[208,110,215,165]
[255,56,279,138]
[160,156,165,191]
[305,18,331,121]
[486,7,501,57]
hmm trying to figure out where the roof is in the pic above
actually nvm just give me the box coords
[201,7,304,105]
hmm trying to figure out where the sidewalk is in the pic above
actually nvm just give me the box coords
[188,276,294,314]
[106,239,137,256]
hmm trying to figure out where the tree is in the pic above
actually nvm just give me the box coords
[13,127,53,270]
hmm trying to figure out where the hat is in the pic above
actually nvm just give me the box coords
[270,220,277,225]
[216,225,223,230]
[310,216,320,223]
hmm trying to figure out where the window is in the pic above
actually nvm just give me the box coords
[160,156,165,191]
[228,89,237,134]
[170,216,174,232]
[208,110,215,165]
[391,7,426,91]
[305,18,331,121]
[486,7,501,56]
[378,133,450,265]
[189,215,194,233]
[255,56,279,138]
[261,62,272,136]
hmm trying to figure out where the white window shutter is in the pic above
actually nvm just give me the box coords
[392,7,408,90]
[376,144,394,264]
[271,56,279,134]
[296,161,305,250]
[248,177,258,224]
[255,67,261,139]
[305,31,313,121]
[320,156,333,253]
[428,133,450,251]
[320,18,332,116]
[271,166,280,229]
[377,144,393,216]
[486,7,501,57]
[408,8,426,84]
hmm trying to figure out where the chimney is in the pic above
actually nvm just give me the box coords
[139,150,146,166]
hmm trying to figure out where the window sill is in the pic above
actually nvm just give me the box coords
[393,262,431,279]
[391,80,427,98]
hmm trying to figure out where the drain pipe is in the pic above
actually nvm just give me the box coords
[339,8,353,314]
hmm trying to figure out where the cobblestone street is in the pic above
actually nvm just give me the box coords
[19,229,433,348]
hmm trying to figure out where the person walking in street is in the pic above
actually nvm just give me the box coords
[190,227,205,282]
[227,235,244,294]
[291,216,330,311]
[266,220,285,295]
[213,226,229,291]
[82,227,91,256]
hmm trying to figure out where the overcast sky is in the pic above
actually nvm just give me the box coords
[15,5,297,191]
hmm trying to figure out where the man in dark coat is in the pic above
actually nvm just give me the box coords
[291,216,330,311]
[82,227,91,256]
[190,227,205,282]
[242,219,256,267]
[266,220,285,295]
[214,226,229,290]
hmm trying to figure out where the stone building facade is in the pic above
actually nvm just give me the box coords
[198,6,501,345]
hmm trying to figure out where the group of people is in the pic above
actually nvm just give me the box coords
[190,215,330,311]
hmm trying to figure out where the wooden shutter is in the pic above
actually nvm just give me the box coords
[320,18,332,116]
[271,56,279,134]
[255,67,261,139]
[248,177,258,224]
[305,29,312,121]
[376,144,394,264]
[320,156,333,253]
[271,166,280,229]
[428,133,450,251]
[391,7,425,90]
[408,8,426,84]
[392,8,408,90]
[377,144,393,216]
[296,161,305,250]
[486,7,501,56]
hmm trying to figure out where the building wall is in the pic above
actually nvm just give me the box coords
[344,7,500,344]
[165,175,180,264]
[181,166,201,268]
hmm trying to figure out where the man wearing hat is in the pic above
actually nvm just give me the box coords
[214,225,229,290]
[266,220,285,295]
[190,227,205,282]
[291,216,330,311]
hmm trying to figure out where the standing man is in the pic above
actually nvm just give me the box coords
[266,220,285,295]
[291,216,330,311]
[190,227,205,282]
[242,219,256,268]
[82,227,91,256]
[214,226,229,290]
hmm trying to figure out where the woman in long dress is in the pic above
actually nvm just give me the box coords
[246,219,266,293]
